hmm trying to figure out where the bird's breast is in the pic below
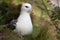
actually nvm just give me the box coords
[16,13,33,35]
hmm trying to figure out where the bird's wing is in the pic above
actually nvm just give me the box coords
[7,19,17,30]
[10,19,17,26]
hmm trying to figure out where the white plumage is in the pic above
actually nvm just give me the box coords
[15,3,33,36]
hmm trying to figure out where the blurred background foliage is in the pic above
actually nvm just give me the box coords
[0,0,60,40]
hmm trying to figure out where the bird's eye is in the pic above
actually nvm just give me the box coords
[25,6,29,8]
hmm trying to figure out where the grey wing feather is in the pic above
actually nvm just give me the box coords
[10,19,17,26]
[8,19,17,30]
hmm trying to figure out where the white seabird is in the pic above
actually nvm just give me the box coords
[15,3,33,36]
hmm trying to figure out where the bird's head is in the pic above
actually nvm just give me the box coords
[21,3,32,13]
